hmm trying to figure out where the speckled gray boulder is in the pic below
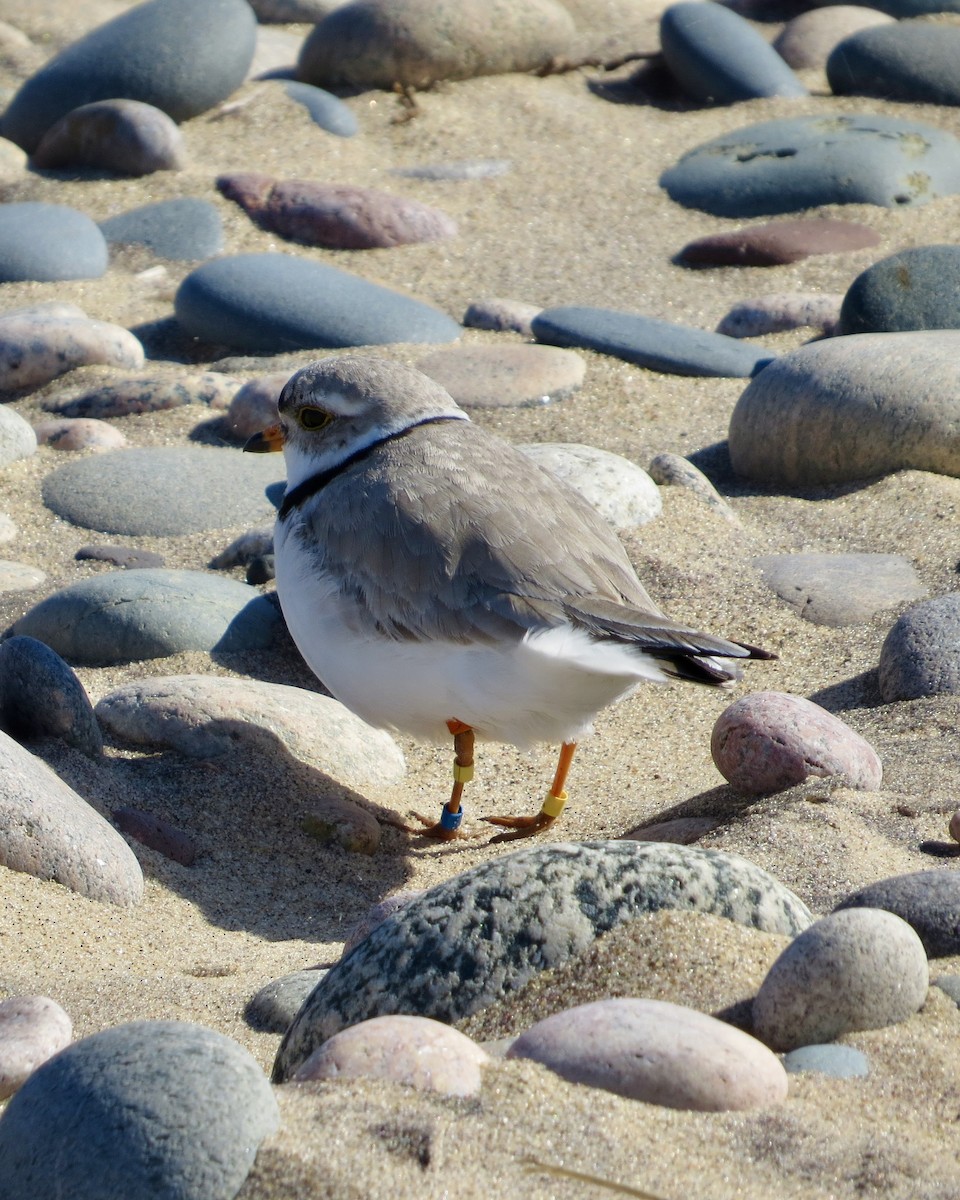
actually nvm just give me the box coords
[0,729,143,905]
[100,197,224,261]
[661,114,960,216]
[31,99,186,175]
[839,245,960,335]
[12,570,282,666]
[273,840,811,1079]
[298,0,576,89]
[0,407,36,466]
[754,552,926,626]
[0,203,108,282]
[879,594,960,701]
[417,344,585,409]
[837,870,960,957]
[519,443,662,530]
[828,21,960,106]
[728,331,960,486]
[0,1021,279,1200]
[0,635,102,756]
[753,908,928,1051]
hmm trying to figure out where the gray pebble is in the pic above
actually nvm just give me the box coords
[520,443,662,530]
[879,594,960,701]
[462,297,542,335]
[112,807,197,866]
[46,372,239,418]
[839,245,960,335]
[31,99,186,175]
[0,202,108,282]
[782,1043,870,1078]
[279,81,358,138]
[0,562,45,593]
[836,870,960,957]
[828,20,960,105]
[301,798,382,855]
[0,513,16,542]
[0,312,143,392]
[417,344,585,409]
[621,816,722,844]
[99,197,224,261]
[774,6,894,71]
[716,293,843,338]
[0,995,72,1101]
[934,974,960,1006]
[647,452,739,523]
[75,545,165,570]
[754,552,927,626]
[0,635,102,756]
[0,407,36,467]
[246,969,328,1033]
[33,418,128,452]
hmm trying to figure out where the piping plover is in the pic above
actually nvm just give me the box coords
[245,355,772,840]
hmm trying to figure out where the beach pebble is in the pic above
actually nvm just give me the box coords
[12,570,282,665]
[774,7,894,71]
[33,418,128,452]
[278,81,358,138]
[31,99,186,175]
[661,113,960,216]
[463,297,541,335]
[828,21,960,106]
[753,909,928,1051]
[0,514,17,542]
[217,172,457,250]
[0,996,72,1100]
[47,372,239,418]
[520,443,662,530]
[0,313,143,392]
[99,197,224,261]
[782,1044,870,1078]
[251,0,342,21]
[712,692,883,795]
[226,374,289,440]
[0,1021,279,1200]
[951,811,960,843]
[273,840,811,1078]
[76,544,165,569]
[677,218,879,267]
[509,997,787,1111]
[0,635,102,756]
[837,870,960,957]
[297,0,576,90]
[417,344,585,409]
[175,253,461,352]
[246,556,275,585]
[112,807,197,866]
[0,407,37,466]
[728,331,960,485]
[647,452,739,523]
[0,0,258,154]
[393,159,512,181]
[660,1,807,102]
[622,816,723,844]
[246,970,328,1033]
[0,203,108,283]
[838,245,960,335]
[295,1015,489,1097]
[209,526,275,569]
[0,729,143,905]
[879,595,960,701]
[532,306,773,378]
[96,675,405,790]
[305,799,381,855]
[716,293,843,338]
[41,445,281,536]
[0,562,45,593]
[342,891,426,956]
[753,552,926,626]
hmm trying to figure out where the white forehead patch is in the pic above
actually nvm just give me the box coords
[304,385,371,417]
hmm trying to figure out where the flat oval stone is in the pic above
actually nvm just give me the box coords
[225,374,289,440]
[0,0,258,154]
[0,729,143,905]
[0,996,72,1101]
[677,218,879,267]
[100,198,224,261]
[76,545,165,569]
[716,292,843,337]
[12,570,282,665]
[828,21,960,105]
[279,80,358,137]
[246,969,328,1033]
[31,99,186,175]
[712,691,882,795]
[298,0,576,89]
[47,372,239,418]
[728,331,960,486]
[95,674,405,790]
[753,552,927,626]
[508,997,787,1110]
[774,6,894,71]
[661,113,960,216]
[839,245,960,335]
[660,1,807,102]
[0,1021,279,1200]
[417,344,585,408]
[111,807,197,866]
[33,418,128,452]
[0,203,107,282]
[273,840,811,1078]
[520,442,662,529]
[782,1043,870,1078]
[462,297,541,335]
[41,445,281,536]
[0,635,102,756]
[0,407,36,466]
[878,594,960,701]
[0,313,143,391]
[175,253,461,351]
[753,908,928,1051]
[0,562,45,592]
[532,306,772,377]
[836,870,960,956]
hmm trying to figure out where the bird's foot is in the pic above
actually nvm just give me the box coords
[389,805,483,842]
[481,810,558,843]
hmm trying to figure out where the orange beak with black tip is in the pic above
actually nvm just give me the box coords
[243,424,284,453]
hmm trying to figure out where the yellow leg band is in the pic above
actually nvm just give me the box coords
[453,763,475,783]
[541,790,568,820]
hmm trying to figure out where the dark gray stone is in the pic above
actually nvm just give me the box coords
[532,305,773,377]
[100,198,224,261]
[839,245,960,335]
[0,203,107,282]
[31,99,186,175]
[280,80,358,137]
[0,1021,279,1200]
[753,552,927,626]
[836,870,960,957]
[246,969,328,1032]
[828,22,960,106]
[76,545,165,569]
[660,1,807,103]
[0,0,257,154]
[11,569,282,666]
[782,1044,870,1078]
[175,252,461,352]
[0,635,102,755]
[273,840,812,1079]
[878,593,960,701]
[41,445,282,536]
[661,114,960,217]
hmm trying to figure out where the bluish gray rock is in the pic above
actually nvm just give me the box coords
[175,253,461,351]
[100,197,224,261]
[280,80,358,137]
[0,0,258,154]
[11,569,282,665]
[0,203,107,282]
[753,552,926,626]
[41,445,281,536]
[782,1044,870,1078]
[828,21,960,105]
[273,840,812,1079]
[0,1021,279,1200]
[879,594,960,701]
[660,1,807,103]
[532,306,773,377]
[837,870,960,957]
[661,114,960,216]
[839,245,960,335]
[0,635,102,755]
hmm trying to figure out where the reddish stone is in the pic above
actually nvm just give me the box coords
[678,218,880,267]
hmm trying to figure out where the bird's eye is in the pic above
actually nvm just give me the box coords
[298,407,332,431]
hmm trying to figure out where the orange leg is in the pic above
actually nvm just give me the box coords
[404,719,478,841]
[483,741,576,841]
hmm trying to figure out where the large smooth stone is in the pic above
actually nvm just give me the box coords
[836,870,960,957]
[678,218,879,267]
[0,0,258,154]
[828,21,960,106]
[31,99,186,175]
[728,331,960,485]
[519,442,662,529]
[175,253,461,352]
[774,7,894,71]
[753,552,926,626]
[0,1021,279,1200]
[100,197,224,261]
[0,635,102,755]
[417,343,585,408]
[0,312,143,391]
[839,245,960,335]
[0,203,107,282]
[661,114,960,216]
[878,594,960,701]
[273,840,811,1079]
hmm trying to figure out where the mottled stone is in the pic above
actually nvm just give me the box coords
[753,909,928,1051]
[225,374,289,440]
[754,552,927,626]
[782,1044,870,1078]
[0,407,36,467]
[520,443,662,530]
[112,807,197,866]
[0,203,108,282]
[828,21,960,106]
[677,218,879,267]
[302,799,382,856]
[417,344,584,409]
[75,545,165,569]
[0,996,72,1100]
[33,418,128,452]
[0,1021,279,1200]
[46,372,238,418]
[839,245,960,335]
[716,293,843,338]
[837,870,960,957]
[99,198,224,261]
[0,562,44,593]
[0,636,102,756]
[31,99,186,174]
[341,890,426,956]
[279,81,358,138]
[647,452,739,523]
[246,970,328,1033]
[774,6,894,71]
[462,297,541,335]
[273,841,811,1078]
[712,691,882,795]
[879,594,960,702]
[0,313,143,392]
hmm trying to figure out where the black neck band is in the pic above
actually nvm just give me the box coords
[277,415,462,521]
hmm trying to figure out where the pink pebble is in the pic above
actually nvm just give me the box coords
[0,995,72,1099]
[33,417,128,452]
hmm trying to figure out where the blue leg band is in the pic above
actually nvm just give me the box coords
[440,804,463,832]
